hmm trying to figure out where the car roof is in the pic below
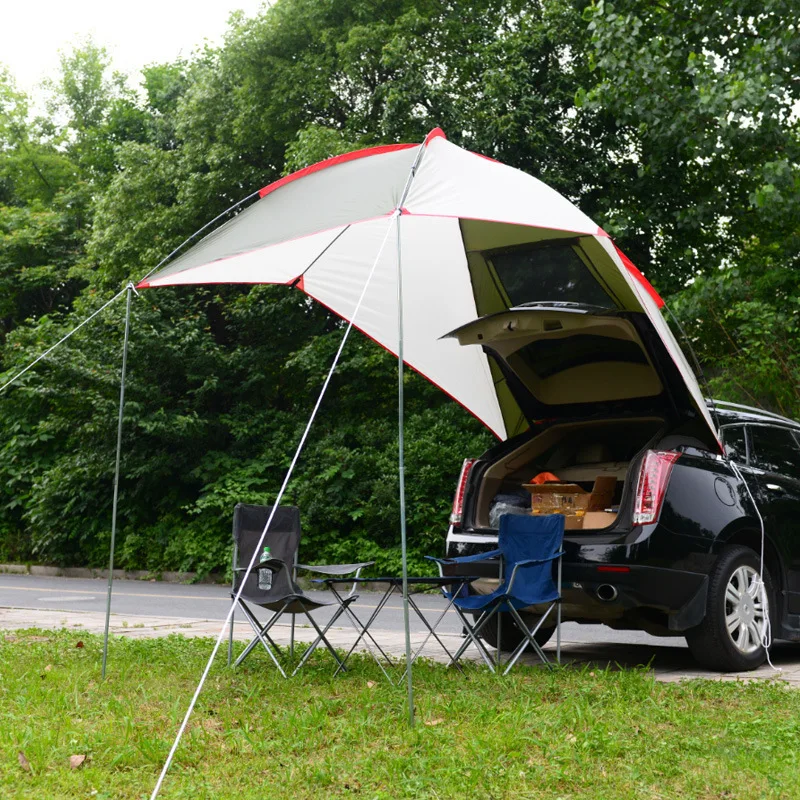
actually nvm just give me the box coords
[708,399,800,432]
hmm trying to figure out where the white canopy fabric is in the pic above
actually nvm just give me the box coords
[139,129,718,446]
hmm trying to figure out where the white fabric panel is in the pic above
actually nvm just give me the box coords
[143,226,348,287]
[149,147,417,282]
[302,215,507,439]
[596,236,720,445]
[407,137,599,235]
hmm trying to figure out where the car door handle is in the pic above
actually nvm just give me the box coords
[766,483,784,492]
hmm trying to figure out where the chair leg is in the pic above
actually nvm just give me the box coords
[452,607,497,670]
[503,604,556,674]
[291,604,350,676]
[234,600,288,677]
[228,607,235,667]
[228,542,237,667]
[448,605,501,672]
[556,556,562,665]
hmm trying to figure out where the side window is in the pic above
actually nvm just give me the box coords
[721,425,748,463]
[749,426,800,480]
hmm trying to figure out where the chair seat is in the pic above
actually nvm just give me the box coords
[452,588,558,612]
[234,591,358,614]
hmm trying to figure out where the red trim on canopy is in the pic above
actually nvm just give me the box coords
[423,128,447,145]
[299,282,505,441]
[615,246,664,309]
[258,142,418,199]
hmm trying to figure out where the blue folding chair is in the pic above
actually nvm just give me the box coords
[431,513,565,673]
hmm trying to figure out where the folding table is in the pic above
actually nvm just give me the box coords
[318,575,479,681]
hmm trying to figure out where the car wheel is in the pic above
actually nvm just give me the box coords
[472,611,554,652]
[686,545,773,671]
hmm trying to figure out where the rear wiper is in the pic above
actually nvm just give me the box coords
[510,301,615,314]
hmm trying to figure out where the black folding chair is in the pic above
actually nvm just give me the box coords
[227,503,372,677]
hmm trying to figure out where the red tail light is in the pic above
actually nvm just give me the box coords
[450,459,477,525]
[633,450,680,525]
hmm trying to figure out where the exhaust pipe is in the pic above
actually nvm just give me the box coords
[596,584,618,602]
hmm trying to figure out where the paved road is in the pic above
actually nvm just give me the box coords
[5,573,800,682]
[0,572,673,645]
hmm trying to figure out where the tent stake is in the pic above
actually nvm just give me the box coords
[396,212,414,727]
[102,284,133,679]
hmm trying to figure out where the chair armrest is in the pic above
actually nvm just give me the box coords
[235,558,285,574]
[507,552,564,592]
[512,552,565,568]
[427,549,502,566]
[299,561,375,597]
[296,562,374,575]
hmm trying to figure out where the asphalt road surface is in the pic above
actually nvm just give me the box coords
[0,572,677,647]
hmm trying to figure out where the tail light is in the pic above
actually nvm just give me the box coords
[450,458,477,525]
[633,450,680,525]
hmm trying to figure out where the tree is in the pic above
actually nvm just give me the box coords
[578,0,800,294]
[579,0,800,417]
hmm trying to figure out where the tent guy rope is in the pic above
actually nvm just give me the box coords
[0,285,130,395]
[149,206,405,800]
[0,191,261,397]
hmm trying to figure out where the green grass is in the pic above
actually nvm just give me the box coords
[1,630,799,799]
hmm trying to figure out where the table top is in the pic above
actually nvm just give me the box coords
[315,575,478,587]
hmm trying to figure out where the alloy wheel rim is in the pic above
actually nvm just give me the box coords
[725,564,768,655]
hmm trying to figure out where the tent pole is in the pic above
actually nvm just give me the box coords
[102,284,133,680]
[396,211,414,727]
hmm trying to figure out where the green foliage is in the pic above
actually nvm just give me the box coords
[670,238,800,420]
[5,630,800,798]
[579,0,800,294]
[0,0,798,574]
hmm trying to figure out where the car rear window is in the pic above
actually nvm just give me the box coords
[749,425,800,480]
[490,243,615,309]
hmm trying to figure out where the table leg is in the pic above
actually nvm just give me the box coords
[400,582,468,675]
[329,585,394,667]
[333,585,397,678]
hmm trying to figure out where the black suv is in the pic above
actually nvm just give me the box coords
[444,304,800,672]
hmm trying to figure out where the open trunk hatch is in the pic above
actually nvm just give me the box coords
[449,232,721,450]
[446,305,720,452]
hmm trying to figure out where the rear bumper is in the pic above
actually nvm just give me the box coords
[446,527,709,631]
[564,563,708,630]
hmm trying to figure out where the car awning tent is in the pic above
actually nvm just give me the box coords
[0,127,723,798]
[139,128,717,445]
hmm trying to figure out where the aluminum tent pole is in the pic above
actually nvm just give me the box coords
[395,211,414,727]
[102,284,134,679]
[391,136,430,728]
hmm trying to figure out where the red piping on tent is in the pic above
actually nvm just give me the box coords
[300,282,506,441]
[423,128,447,145]
[257,128,446,201]
[614,246,665,309]
[258,143,417,199]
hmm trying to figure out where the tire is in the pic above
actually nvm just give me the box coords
[473,611,555,652]
[686,545,773,671]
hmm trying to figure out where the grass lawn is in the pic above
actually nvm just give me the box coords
[1,630,799,799]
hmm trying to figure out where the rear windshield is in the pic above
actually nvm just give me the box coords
[510,334,648,379]
[490,243,614,308]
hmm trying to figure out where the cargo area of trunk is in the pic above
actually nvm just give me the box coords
[472,417,667,531]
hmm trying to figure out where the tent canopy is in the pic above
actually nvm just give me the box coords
[139,129,717,447]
